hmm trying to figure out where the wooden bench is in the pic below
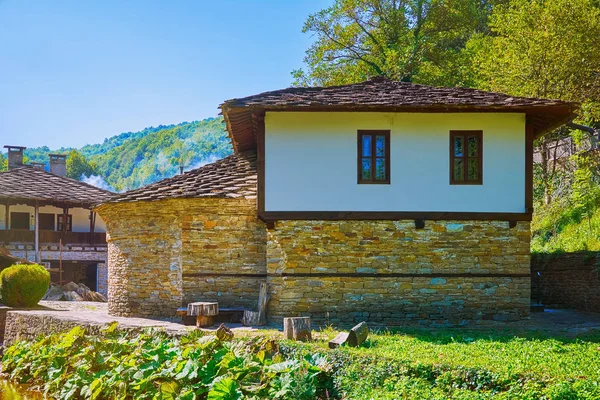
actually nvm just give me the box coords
[216,307,247,323]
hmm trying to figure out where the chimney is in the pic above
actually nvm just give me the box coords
[31,162,46,170]
[49,154,67,177]
[3,145,26,170]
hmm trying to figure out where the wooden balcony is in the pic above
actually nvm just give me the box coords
[0,230,106,245]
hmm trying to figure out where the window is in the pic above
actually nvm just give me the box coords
[10,212,30,230]
[57,214,72,232]
[39,213,55,231]
[358,130,390,184]
[450,130,482,185]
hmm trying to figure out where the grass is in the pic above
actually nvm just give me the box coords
[287,327,600,399]
[531,200,600,253]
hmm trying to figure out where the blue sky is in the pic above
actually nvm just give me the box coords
[0,0,330,148]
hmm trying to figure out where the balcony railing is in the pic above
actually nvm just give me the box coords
[0,230,106,245]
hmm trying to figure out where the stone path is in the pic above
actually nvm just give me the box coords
[6,301,270,338]
[6,302,600,340]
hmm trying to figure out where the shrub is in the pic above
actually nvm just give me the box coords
[0,264,50,307]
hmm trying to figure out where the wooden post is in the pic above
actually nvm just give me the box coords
[242,281,269,326]
[257,281,268,325]
[4,203,8,231]
[283,317,312,341]
[89,210,96,245]
[59,239,63,284]
[34,202,39,262]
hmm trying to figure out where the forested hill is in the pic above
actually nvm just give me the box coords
[20,117,232,192]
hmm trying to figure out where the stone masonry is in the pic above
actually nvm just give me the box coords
[266,220,531,326]
[531,252,600,312]
[96,198,266,318]
[99,196,531,325]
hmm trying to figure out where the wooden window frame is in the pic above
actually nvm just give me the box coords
[57,214,73,232]
[450,130,483,185]
[10,212,30,231]
[357,130,391,184]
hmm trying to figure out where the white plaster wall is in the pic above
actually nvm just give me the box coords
[264,112,526,213]
[0,204,106,232]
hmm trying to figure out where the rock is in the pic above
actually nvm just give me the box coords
[43,285,65,301]
[64,291,84,301]
[62,282,79,292]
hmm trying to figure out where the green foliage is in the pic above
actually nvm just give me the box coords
[571,154,600,231]
[292,0,496,87]
[0,153,6,172]
[470,0,600,105]
[89,118,231,191]
[66,149,97,180]
[6,118,232,191]
[0,264,50,307]
[292,328,600,399]
[2,325,333,399]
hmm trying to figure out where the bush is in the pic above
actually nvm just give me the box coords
[0,264,50,307]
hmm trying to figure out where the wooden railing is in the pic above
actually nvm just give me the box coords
[0,230,106,245]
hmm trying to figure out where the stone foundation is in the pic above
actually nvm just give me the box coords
[266,220,531,326]
[97,198,265,318]
[98,196,531,325]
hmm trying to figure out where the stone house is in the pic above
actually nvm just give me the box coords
[97,77,577,325]
[0,146,112,294]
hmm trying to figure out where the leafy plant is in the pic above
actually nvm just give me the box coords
[2,324,334,399]
[0,264,50,307]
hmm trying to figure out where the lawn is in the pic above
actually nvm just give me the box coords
[290,328,600,399]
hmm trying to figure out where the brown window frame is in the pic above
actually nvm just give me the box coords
[57,214,73,232]
[450,130,483,185]
[357,130,391,184]
[10,212,30,230]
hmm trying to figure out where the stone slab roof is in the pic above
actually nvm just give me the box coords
[0,167,114,208]
[105,151,257,204]
[223,76,568,109]
[220,76,579,152]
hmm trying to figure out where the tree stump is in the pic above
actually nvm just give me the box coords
[347,321,369,347]
[283,317,312,341]
[328,322,369,348]
[187,302,218,328]
[242,310,261,326]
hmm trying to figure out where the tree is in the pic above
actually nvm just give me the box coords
[571,153,600,234]
[292,0,498,87]
[469,0,600,204]
[66,150,97,180]
[0,153,6,172]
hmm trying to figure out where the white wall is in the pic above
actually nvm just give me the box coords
[264,112,526,213]
[0,204,106,232]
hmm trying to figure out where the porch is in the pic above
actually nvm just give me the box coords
[0,230,106,246]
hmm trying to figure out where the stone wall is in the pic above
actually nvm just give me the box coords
[266,220,531,326]
[98,196,531,326]
[180,200,266,309]
[96,262,108,296]
[531,252,600,312]
[97,198,265,318]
